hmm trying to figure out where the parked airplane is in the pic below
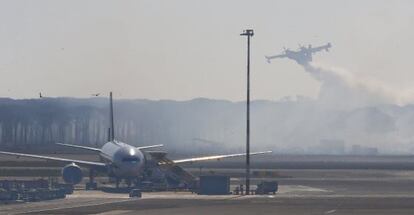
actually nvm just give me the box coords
[265,43,331,65]
[0,92,271,189]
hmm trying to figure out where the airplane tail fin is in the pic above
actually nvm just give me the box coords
[109,92,115,141]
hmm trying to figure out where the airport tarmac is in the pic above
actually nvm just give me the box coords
[2,169,414,214]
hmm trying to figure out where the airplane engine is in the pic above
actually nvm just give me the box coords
[62,163,83,184]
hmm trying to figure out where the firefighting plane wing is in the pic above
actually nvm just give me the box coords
[307,43,331,53]
[265,53,288,63]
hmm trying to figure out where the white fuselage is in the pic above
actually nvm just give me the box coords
[99,140,145,179]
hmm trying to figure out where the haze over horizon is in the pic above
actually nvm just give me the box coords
[1,0,414,103]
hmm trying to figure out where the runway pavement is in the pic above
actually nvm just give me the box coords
[2,169,414,215]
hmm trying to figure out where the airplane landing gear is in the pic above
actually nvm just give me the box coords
[134,178,141,188]
[115,177,120,189]
[126,178,132,188]
[86,169,98,190]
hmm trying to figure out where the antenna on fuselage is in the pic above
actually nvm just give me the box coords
[109,92,115,141]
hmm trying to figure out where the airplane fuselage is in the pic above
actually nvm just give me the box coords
[99,141,145,179]
[285,50,312,65]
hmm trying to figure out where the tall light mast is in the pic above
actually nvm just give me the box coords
[240,29,254,195]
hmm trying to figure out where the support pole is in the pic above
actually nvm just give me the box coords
[240,29,254,195]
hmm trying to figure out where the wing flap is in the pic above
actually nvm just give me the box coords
[170,151,272,164]
[0,151,106,167]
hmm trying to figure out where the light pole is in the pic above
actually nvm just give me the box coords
[240,29,254,195]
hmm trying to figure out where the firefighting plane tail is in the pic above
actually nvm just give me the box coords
[265,42,331,65]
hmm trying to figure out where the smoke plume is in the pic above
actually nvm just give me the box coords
[303,63,413,109]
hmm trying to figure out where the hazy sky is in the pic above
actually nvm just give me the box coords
[1,0,414,101]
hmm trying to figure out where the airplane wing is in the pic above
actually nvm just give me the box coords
[56,143,101,153]
[0,151,106,167]
[137,144,164,150]
[169,151,272,164]
[265,54,287,63]
[309,43,331,53]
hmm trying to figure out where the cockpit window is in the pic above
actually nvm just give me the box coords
[122,157,140,163]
